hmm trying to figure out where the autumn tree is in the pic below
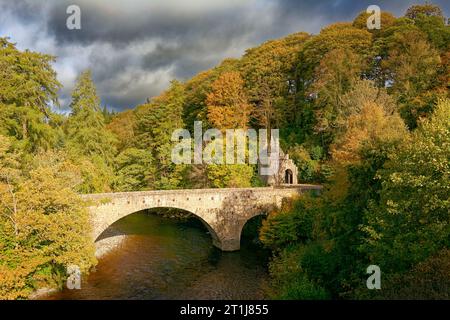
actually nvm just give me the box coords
[0,2,447,300]
[240,32,310,129]
[310,48,364,146]
[382,29,441,128]
[331,101,407,164]
[206,71,252,130]
[362,99,450,273]
[183,58,240,131]
[405,4,445,20]
[107,110,137,152]
[328,79,400,164]
[352,10,396,36]
[0,149,96,299]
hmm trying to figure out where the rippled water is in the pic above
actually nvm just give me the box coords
[49,212,269,300]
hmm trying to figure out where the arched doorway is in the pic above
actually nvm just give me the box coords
[285,169,293,184]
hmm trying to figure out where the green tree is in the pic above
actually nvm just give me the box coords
[65,70,117,163]
[293,24,373,152]
[240,32,310,129]
[287,145,321,182]
[134,81,186,190]
[414,13,450,50]
[113,148,155,192]
[382,29,442,128]
[362,99,450,273]
[405,4,445,20]
[296,23,372,96]
[310,48,364,145]
[0,38,61,152]
[65,71,117,193]
[206,163,254,188]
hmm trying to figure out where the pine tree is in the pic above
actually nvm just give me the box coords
[0,38,61,152]
[65,71,117,192]
[66,71,116,161]
[134,80,185,189]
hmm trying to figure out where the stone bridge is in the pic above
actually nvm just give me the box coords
[82,185,321,252]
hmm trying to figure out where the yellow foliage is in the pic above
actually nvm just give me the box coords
[206,71,252,130]
[331,102,407,164]
[0,151,96,300]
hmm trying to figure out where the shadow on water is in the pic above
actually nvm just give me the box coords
[48,211,270,300]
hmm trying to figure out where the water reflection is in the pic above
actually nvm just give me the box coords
[49,212,269,300]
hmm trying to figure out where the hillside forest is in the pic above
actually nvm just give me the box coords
[0,4,449,299]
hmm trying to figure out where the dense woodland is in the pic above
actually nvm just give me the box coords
[0,4,449,299]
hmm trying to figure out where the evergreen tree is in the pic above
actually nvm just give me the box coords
[65,71,117,193]
[134,81,185,189]
[66,70,116,163]
[0,38,61,152]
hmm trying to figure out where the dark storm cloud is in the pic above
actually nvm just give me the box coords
[44,0,266,76]
[1,0,449,111]
[275,0,450,28]
[46,2,200,45]
[0,0,42,23]
[44,0,265,47]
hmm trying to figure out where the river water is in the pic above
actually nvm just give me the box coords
[49,212,270,300]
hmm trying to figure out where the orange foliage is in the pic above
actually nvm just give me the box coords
[331,102,407,164]
[107,110,136,152]
[206,71,252,130]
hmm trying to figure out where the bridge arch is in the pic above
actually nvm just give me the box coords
[239,211,268,246]
[91,203,223,249]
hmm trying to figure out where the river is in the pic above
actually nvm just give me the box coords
[48,212,270,300]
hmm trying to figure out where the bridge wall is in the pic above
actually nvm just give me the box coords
[82,186,321,252]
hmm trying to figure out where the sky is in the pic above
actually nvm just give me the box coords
[1,0,449,112]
